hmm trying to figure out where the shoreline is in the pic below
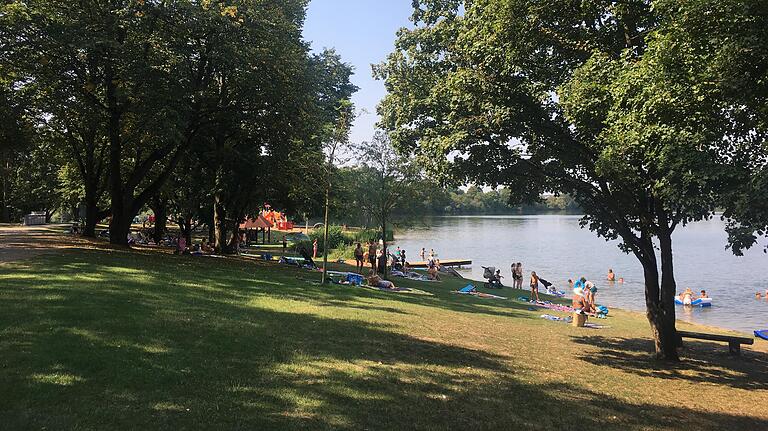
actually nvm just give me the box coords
[2,225,758,339]
[451,272,758,337]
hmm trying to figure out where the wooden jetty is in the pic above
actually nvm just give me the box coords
[343,259,472,268]
[408,259,472,268]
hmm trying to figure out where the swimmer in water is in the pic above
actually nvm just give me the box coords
[618,277,624,284]
[678,287,694,304]
[699,290,708,299]
[607,269,616,282]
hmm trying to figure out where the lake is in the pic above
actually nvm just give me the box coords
[393,215,768,334]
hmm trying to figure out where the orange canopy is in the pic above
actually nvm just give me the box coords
[240,215,273,230]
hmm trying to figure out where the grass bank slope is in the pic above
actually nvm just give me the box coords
[1,246,766,430]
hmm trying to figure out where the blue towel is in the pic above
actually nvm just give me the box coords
[459,284,475,293]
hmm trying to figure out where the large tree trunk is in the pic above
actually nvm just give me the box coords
[639,234,679,361]
[108,209,133,246]
[656,229,679,359]
[213,193,227,254]
[105,55,130,247]
[228,219,240,254]
[150,198,168,244]
[83,185,101,237]
[321,182,331,284]
[0,160,9,223]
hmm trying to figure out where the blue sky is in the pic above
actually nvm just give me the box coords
[303,0,414,145]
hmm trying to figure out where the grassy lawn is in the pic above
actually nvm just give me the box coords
[1,241,767,430]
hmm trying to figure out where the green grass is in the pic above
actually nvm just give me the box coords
[1,247,767,430]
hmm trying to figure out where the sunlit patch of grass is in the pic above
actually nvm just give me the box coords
[31,372,85,386]
[152,401,188,412]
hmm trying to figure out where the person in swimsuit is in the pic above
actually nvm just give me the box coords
[699,290,708,299]
[572,287,588,314]
[354,243,365,273]
[427,259,440,280]
[607,269,616,282]
[678,287,694,304]
[368,241,377,273]
[367,273,396,290]
[530,271,540,302]
[574,277,586,290]
[376,249,386,274]
[493,269,504,287]
[514,263,523,289]
[584,282,597,313]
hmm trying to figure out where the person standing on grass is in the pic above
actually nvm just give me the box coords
[515,263,524,289]
[377,249,387,274]
[530,271,540,302]
[282,237,287,256]
[312,239,318,258]
[400,249,406,268]
[354,243,365,273]
[368,241,378,273]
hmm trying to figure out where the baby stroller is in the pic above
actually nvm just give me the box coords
[482,266,503,289]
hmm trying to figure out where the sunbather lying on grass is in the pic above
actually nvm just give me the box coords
[367,273,396,289]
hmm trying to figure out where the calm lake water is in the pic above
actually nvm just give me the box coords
[394,215,768,334]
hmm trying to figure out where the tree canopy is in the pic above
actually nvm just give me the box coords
[376,0,768,359]
[0,1,356,248]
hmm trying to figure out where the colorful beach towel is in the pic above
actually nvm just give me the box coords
[517,297,609,318]
[453,284,507,299]
[360,285,433,296]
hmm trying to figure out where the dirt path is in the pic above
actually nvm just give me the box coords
[0,225,97,263]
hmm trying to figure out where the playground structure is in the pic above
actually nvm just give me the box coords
[262,207,294,231]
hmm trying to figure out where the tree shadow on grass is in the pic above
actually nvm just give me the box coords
[1,258,510,429]
[2,250,767,430]
[570,336,768,391]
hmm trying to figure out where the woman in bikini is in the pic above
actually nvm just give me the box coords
[514,263,523,289]
[354,243,365,273]
[367,272,396,290]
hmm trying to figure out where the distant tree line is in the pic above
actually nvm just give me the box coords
[325,169,580,225]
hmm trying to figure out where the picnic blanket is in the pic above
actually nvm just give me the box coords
[518,297,609,318]
[360,285,432,295]
[391,270,438,282]
[539,314,609,329]
[452,284,507,300]
[326,271,365,286]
